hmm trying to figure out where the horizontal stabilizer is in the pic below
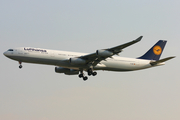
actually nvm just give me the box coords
[150,56,175,66]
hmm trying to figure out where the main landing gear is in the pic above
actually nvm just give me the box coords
[87,69,97,76]
[19,61,22,69]
[79,73,88,81]
[78,68,97,81]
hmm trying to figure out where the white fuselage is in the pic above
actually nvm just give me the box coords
[3,47,164,72]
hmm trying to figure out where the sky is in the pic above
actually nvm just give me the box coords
[0,0,179,120]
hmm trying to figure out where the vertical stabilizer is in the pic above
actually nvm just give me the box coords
[138,40,167,60]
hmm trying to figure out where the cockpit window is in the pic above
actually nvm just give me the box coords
[8,49,14,51]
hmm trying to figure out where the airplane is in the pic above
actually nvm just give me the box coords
[3,36,175,81]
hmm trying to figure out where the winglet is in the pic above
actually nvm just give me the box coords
[135,36,143,42]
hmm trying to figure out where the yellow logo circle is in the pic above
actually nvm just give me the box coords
[153,45,162,55]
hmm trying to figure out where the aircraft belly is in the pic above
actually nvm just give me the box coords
[98,59,151,71]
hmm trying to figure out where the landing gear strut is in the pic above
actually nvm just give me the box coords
[19,61,22,69]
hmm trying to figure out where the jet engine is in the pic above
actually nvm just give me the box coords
[55,67,79,75]
[69,58,86,65]
[96,49,113,57]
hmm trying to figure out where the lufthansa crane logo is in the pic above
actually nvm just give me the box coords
[153,45,162,55]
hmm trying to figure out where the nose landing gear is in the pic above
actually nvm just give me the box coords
[19,61,22,69]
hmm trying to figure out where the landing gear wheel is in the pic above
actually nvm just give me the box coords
[79,74,83,78]
[88,72,92,76]
[92,72,97,76]
[78,70,88,81]
[83,76,88,81]
[19,65,22,69]
[18,61,22,69]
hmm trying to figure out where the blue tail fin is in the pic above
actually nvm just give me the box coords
[138,40,167,60]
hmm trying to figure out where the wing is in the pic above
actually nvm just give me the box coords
[79,36,143,66]
[106,36,143,54]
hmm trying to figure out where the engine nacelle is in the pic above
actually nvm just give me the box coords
[64,70,79,75]
[55,67,70,73]
[69,58,86,65]
[55,67,79,75]
[96,49,113,57]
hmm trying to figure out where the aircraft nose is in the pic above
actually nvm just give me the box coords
[3,51,8,56]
